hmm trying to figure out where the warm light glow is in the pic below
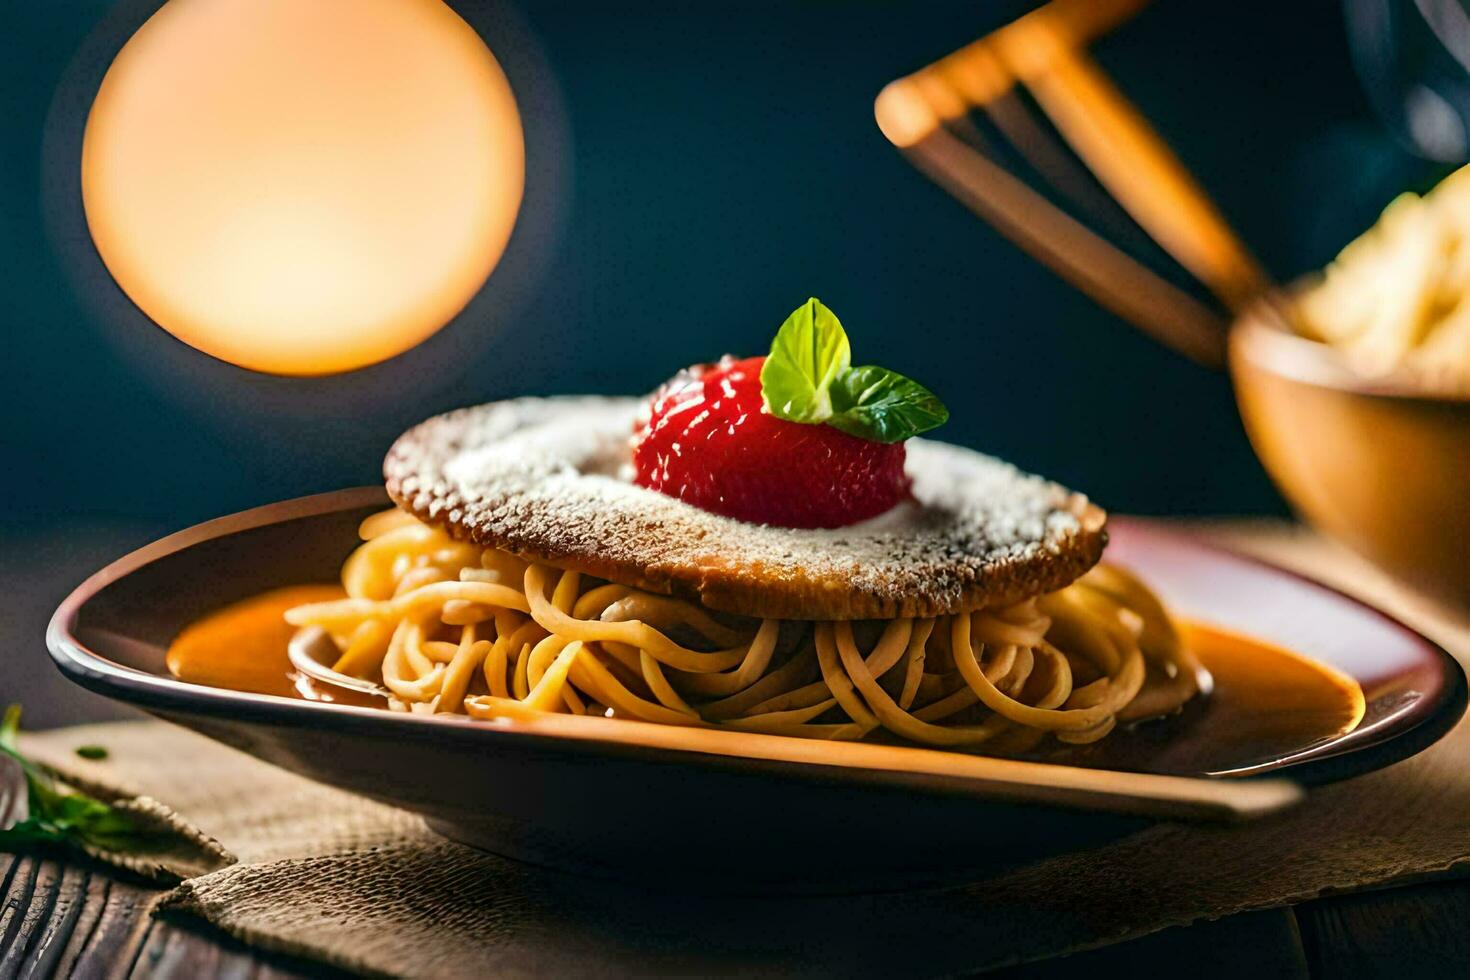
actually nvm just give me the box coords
[82,0,525,375]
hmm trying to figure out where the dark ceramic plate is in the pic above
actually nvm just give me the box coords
[46,489,1465,892]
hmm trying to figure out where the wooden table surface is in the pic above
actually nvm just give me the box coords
[3,848,1469,979]
[4,519,1469,978]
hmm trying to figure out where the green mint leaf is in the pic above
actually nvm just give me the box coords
[0,706,62,818]
[0,705,20,751]
[1,756,27,831]
[757,299,949,443]
[75,819,177,854]
[760,297,851,423]
[827,365,950,443]
[0,704,155,858]
[50,794,114,830]
[0,818,73,849]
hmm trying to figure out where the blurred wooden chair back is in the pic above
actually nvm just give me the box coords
[875,0,1272,366]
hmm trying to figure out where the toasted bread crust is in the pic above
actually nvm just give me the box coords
[385,398,1108,620]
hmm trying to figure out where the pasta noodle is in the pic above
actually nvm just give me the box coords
[284,509,1206,750]
[1298,163,1470,386]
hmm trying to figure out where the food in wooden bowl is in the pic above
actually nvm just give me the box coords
[1231,168,1470,612]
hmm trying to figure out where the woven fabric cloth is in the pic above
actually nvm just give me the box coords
[20,525,1470,977]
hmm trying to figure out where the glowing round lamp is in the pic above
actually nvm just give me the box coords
[82,0,525,375]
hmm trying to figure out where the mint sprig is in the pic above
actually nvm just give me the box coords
[0,705,156,855]
[759,298,948,443]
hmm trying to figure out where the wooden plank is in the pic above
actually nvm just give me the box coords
[65,870,151,980]
[0,852,343,979]
[14,862,89,980]
[55,870,118,979]
[130,916,353,980]
[984,907,1310,978]
[109,903,341,979]
[0,855,43,972]
[0,852,153,980]
[132,919,261,980]
[48,868,107,979]
[1296,876,1470,979]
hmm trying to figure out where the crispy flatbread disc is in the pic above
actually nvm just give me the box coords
[385,397,1107,620]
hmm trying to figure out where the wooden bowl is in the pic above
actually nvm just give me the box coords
[1231,306,1470,613]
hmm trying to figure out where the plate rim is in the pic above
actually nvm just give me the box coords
[46,488,1466,792]
[1108,515,1468,781]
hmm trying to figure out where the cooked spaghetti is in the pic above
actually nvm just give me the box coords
[1297,163,1470,387]
[284,508,1206,750]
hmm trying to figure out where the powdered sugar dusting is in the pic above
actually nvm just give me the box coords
[385,398,1107,620]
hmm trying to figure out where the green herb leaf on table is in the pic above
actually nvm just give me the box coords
[760,298,948,444]
[0,705,153,855]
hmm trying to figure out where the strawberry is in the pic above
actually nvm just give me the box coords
[631,356,909,528]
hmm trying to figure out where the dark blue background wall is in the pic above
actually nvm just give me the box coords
[3,0,1439,534]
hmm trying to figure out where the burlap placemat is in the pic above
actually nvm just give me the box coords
[20,525,1470,977]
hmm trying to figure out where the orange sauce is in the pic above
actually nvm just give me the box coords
[1185,621,1366,757]
[166,585,379,707]
[167,593,1365,774]
[1048,621,1366,774]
